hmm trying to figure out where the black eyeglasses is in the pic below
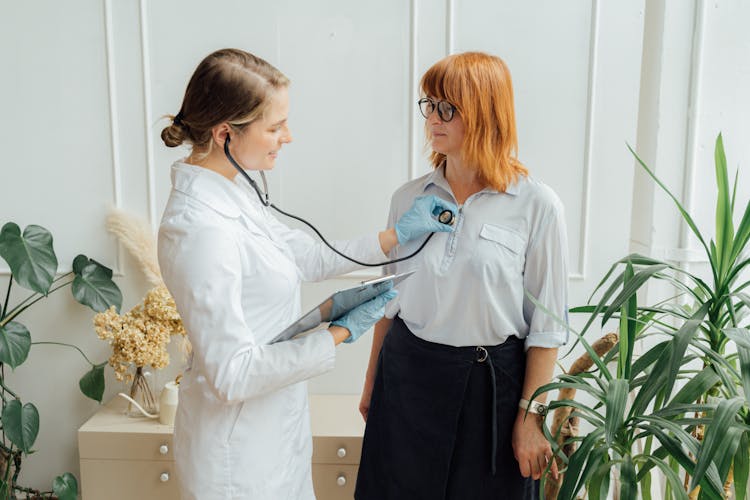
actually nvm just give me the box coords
[417,97,456,122]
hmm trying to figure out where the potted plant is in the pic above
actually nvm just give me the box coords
[534,134,750,500]
[0,223,121,499]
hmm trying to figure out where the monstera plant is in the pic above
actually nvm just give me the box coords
[0,223,121,500]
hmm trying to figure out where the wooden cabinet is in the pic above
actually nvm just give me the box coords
[78,394,364,500]
[78,398,179,500]
[309,395,365,500]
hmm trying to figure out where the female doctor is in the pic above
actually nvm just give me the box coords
[157,48,456,499]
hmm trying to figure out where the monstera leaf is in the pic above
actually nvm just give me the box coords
[52,472,78,500]
[79,363,106,403]
[71,255,122,313]
[0,223,58,294]
[0,321,31,368]
[1,399,39,454]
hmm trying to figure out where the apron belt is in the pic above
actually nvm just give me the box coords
[475,345,498,475]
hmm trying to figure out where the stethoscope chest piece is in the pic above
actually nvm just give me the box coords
[438,209,456,226]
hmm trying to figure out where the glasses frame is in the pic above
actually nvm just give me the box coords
[417,97,456,122]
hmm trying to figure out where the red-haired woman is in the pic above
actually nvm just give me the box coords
[356,52,569,499]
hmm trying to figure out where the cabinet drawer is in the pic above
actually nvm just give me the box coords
[79,431,174,461]
[312,464,358,500]
[313,436,362,464]
[80,459,179,500]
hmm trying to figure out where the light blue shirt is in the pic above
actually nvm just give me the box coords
[384,164,569,350]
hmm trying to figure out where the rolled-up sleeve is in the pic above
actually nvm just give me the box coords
[159,224,336,403]
[522,200,569,351]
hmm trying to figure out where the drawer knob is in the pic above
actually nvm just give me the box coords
[336,447,347,458]
[159,444,169,455]
[160,472,170,483]
[337,474,346,487]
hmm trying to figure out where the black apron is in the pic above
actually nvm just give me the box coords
[355,316,538,500]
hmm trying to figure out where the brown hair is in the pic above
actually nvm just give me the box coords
[420,52,527,192]
[161,48,290,157]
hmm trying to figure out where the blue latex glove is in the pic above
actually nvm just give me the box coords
[394,195,458,244]
[330,280,393,320]
[332,289,398,344]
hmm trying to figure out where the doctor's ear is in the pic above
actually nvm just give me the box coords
[211,123,233,148]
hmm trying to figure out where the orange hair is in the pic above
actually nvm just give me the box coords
[420,52,528,192]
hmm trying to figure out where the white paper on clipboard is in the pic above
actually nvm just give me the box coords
[270,270,416,344]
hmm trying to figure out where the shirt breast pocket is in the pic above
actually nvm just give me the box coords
[474,223,527,275]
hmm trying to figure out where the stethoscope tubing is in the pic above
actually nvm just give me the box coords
[223,136,436,267]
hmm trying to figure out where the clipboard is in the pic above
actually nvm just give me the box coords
[270,270,416,344]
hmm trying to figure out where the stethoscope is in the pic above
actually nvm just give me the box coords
[223,136,455,267]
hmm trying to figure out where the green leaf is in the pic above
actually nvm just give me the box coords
[605,379,629,446]
[558,428,605,500]
[725,327,750,350]
[71,261,122,313]
[52,472,78,500]
[586,451,613,500]
[642,454,689,500]
[79,363,106,403]
[619,455,637,500]
[72,254,89,275]
[0,223,58,294]
[603,264,668,326]
[667,366,721,408]
[638,421,724,497]
[735,336,750,405]
[714,134,734,279]
[731,193,750,266]
[628,144,712,264]
[632,341,669,378]
[735,432,749,500]
[632,344,672,416]
[691,397,745,491]
[0,321,31,368]
[664,303,711,400]
[1,399,39,453]
[73,254,112,279]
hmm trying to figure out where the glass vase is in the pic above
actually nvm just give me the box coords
[125,366,157,417]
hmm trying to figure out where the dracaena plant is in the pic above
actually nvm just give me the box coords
[533,134,750,500]
[0,223,122,500]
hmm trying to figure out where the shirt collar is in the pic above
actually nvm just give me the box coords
[170,161,245,218]
[421,163,522,197]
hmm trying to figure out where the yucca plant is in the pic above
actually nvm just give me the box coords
[0,223,122,499]
[533,134,750,500]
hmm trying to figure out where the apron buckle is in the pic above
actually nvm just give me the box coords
[476,346,488,363]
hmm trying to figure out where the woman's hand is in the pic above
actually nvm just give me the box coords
[511,410,559,481]
[359,377,374,421]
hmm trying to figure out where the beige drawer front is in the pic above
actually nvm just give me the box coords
[312,436,362,465]
[80,459,179,500]
[312,464,358,500]
[79,431,174,461]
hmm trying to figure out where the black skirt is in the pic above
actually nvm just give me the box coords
[355,316,538,500]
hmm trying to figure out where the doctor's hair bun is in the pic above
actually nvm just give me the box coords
[161,117,187,148]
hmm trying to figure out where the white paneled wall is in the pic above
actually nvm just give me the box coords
[3,0,746,493]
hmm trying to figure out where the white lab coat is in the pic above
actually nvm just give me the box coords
[158,162,385,499]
